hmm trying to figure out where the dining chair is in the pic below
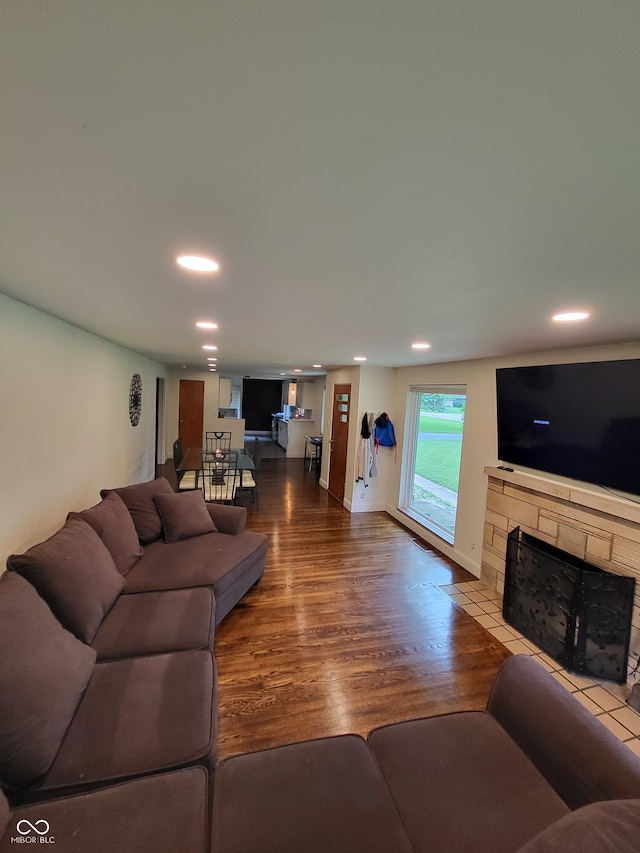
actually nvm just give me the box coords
[304,436,317,472]
[238,438,261,507]
[202,450,239,504]
[172,437,199,490]
[205,431,232,454]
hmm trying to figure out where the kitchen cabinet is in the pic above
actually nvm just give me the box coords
[219,378,232,407]
[285,380,315,409]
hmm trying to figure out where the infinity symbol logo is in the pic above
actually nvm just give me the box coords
[16,819,50,835]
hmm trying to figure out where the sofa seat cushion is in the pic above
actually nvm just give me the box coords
[68,491,143,576]
[0,573,96,792]
[19,650,216,800]
[0,768,209,853]
[123,530,268,622]
[8,516,125,643]
[101,478,174,544]
[91,588,215,660]
[212,735,413,853]
[368,710,570,853]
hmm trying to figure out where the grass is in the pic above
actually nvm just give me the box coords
[418,414,464,434]
[414,435,462,492]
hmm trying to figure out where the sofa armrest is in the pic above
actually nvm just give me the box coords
[206,503,247,535]
[487,655,640,810]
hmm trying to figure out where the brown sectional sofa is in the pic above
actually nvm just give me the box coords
[0,478,267,851]
[211,655,640,853]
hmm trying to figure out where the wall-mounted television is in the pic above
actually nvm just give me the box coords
[496,359,640,496]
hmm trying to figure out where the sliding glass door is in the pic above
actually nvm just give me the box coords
[402,386,467,544]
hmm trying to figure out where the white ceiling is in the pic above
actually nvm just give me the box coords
[1,1,639,378]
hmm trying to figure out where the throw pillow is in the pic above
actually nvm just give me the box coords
[101,477,174,544]
[0,573,96,791]
[7,516,125,643]
[68,491,142,576]
[154,490,217,544]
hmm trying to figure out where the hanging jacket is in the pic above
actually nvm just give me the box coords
[374,413,396,451]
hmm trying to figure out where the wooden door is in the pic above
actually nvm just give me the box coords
[178,380,204,449]
[328,383,350,503]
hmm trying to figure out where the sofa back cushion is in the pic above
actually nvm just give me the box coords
[0,573,96,791]
[7,517,125,643]
[68,491,143,576]
[154,490,216,543]
[100,477,174,544]
[517,799,640,852]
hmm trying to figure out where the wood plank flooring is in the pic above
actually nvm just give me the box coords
[161,453,510,760]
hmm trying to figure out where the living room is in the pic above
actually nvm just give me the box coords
[2,2,640,850]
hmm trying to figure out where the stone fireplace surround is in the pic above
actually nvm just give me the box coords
[482,466,640,684]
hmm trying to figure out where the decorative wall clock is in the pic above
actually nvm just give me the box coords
[129,373,142,426]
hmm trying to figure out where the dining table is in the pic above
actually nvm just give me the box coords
[178,447,255,490]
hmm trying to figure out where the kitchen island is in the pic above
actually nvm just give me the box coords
[274,416,317,458]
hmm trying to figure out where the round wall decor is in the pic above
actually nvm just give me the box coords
[129,373,142,426]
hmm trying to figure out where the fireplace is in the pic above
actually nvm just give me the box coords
[503,527,635,683]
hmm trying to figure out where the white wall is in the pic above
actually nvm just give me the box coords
[386,341,640,577]
[0,293,166,562]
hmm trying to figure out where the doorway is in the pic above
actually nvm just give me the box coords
[328,383,350,503]
[178,379,204,449]
[243,379,283,432]
[155,377,166,464]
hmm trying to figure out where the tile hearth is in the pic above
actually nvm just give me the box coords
[440,580,640,757]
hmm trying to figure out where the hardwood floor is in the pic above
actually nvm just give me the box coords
[179,455,510,761]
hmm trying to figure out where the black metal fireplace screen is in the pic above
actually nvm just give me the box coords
[503,527,635,683]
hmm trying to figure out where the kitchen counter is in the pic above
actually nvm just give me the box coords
[275,418,316,457]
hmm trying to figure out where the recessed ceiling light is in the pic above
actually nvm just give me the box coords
[411,342,431,350]
[196,321,218,330]
[552,311,590,322]
[202,345,218,351]
[294,369,302,373]
[313,364,322,368]
[207,357,217,361]
[177,255,219,272]
[354,356,367,362]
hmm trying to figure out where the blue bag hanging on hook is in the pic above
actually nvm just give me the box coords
[374,413,396,453]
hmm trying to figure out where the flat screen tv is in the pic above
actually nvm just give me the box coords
[496,359,640,496]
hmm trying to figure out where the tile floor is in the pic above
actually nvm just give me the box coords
[440,579,640,758]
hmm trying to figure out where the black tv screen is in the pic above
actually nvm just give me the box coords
[496,359,640,496]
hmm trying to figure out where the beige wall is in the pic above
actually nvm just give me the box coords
[0,293,166,563]
[349,366,396,513]
[164,370,245,459]
[386,341,640,578]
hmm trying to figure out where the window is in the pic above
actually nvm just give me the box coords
[401,386,467,544]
